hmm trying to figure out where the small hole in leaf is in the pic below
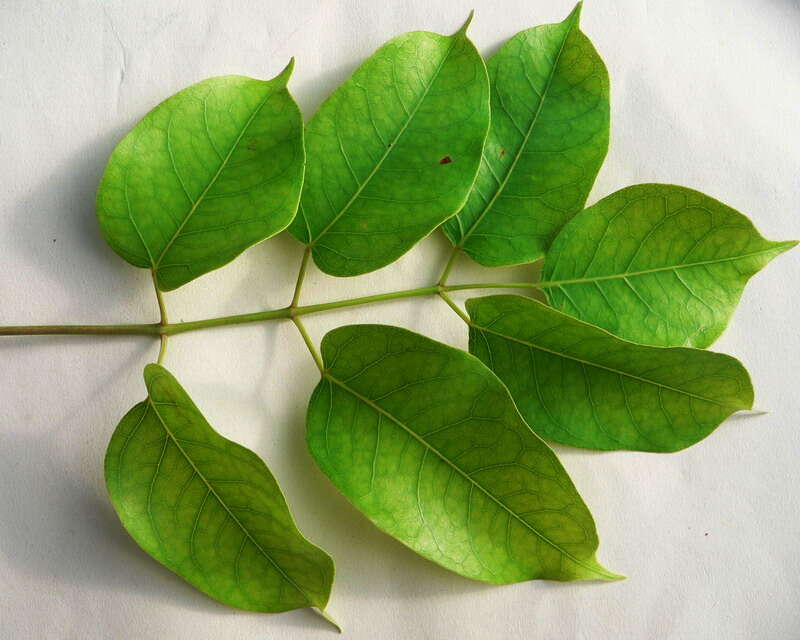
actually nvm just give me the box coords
[439,156,453,165]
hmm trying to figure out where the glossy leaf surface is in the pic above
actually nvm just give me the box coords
[467,295,754,452]
[97,65,304,290]
[289,19,490,276]
[105,364,334,613]
[306,324,619,583]
[542,184,797,347]
[443,3,609,266]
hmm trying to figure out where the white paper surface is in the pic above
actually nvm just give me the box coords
[1,1,799,638]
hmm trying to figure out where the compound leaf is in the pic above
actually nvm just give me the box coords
[467,295,754,452]
[289,17,490,276]
[542,184,797,347]
[443,3,609,266]
[97,63,304,291]
[105,364,335,616]
[306,324,620,583]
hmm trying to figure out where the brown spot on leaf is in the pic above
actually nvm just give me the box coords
[439,156,453,165]
[500,148,506,157]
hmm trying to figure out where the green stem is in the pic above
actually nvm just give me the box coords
[292,317,324,373]
[438,246,461,285]
[438,291,471,324]
[0,281,545,338]
[443,281,542,292]
[0,323,161,337]
[164,285,442,336]
[152,270,169,325]
[291,247,312,308]
[152,269,169,363]
[156,335,168,365]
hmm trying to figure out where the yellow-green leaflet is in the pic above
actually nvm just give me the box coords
[306,324,621,582]
[290,17,490,276]
[542,184,797,347]
[443,3,610,267]
[97,64,304,290]
[105,364,335,617]
[467,295,754,452]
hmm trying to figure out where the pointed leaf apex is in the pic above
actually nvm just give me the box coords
[274,57,295,86]
[566,1,583,26]
[587,555,625,581]
[313,608,343,633]
[603,570,627,582]
[765,238,798,262]
[454,10,475,37]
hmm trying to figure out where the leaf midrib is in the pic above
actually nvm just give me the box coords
[151,86,276,270]
[542,245,792,288]
[145,392,314,607]
[470,322,746,410]
[323,372,615,580]
[457,15,575,248]
[308,32,463,249]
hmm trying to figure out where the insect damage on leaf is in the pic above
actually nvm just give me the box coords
[287,15,490,277]
[442,2,610,268]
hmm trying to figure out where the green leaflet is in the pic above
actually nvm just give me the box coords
[443,3,609,267]
[105,364,335,616]
[289,17,490,276]
[306,324,620,583]
[542,184,798,347]
[467,295,754,452]
[96,64,304,291]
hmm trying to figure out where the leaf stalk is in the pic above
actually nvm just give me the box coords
[291,247,312,308]
[152,269,170,364]
[292,316,324,373]
[438,247,461,285]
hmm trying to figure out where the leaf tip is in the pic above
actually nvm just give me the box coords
[567,1,583,25]
[584,555,624,581]
[604,571,626,582]
[454,10,475,36]
[274,57,296,86]
[312,608,343,633]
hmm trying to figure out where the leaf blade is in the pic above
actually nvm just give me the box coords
[105,364,334,614]
[542,183,797,347]
[443,3,610,266]
[306,324,619,583]
[467,295,754,452]
[97,64,305,290]
[289,20,490,276]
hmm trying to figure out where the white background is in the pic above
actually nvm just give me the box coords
[1,1,799,638]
